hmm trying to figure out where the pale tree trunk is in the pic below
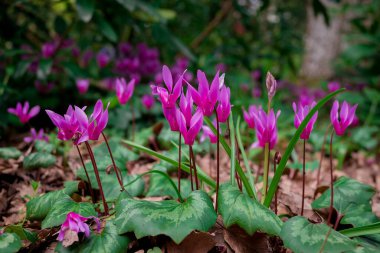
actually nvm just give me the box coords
[300,0,347,80]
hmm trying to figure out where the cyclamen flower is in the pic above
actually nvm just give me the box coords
[266,72,277,101]
[42,42,56,58]
[46,106,82,143]
[116,78,135,105]
[57,212,100,243]
[330,101,358,136]
[216,86,231,123]
[243,105,260,129]
[24,128,49,143]
[74,100,110,144]
[141,95,155,110]
[188,70,220,116]
[176,108,204,145]
[96,51,110,68]
[328,81,340,92]
[179,90,194,127]
[292,102,318,140]
[252,108,281,149]
[8,102,40,124]
[76,79,90,94]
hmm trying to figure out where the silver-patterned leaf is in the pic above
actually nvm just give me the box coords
[0,233,22,253]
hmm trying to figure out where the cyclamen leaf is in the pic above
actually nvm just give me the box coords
[4,225,38,243]
[23,152,56,170]
[76,0,95,22]
[0,233,22,253]
[55,222,130,253]
[34,140,55,153]
[280,216,358,253]
[218,183,282,236]
[146,173,192,199]
[42,197,97,229]
[114,190,217,244]
[0,147,22,159]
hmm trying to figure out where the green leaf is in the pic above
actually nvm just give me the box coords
[55,222,130,253]
[76,0,95,22]
[0,233,22,253]
[42,197,97,229]
[218,183,282,236]
[4,225,37,243]
[14,61,30,79]
[123,140,216,189]
[0,147,21,159]
[26,185,78,221]
[280,216,358,253]
[264,89,345,207]
[114,190,217,244]
[37,59,52,79]
[23,152,56,170]
[146,172,192,199]
[34,140,55,153]
[94,14,117,42]
[341,222,380,238]
[103,174,145,200]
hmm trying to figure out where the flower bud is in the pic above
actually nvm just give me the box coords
[266,72,277,101]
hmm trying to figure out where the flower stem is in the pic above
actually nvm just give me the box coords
[75,145,95,203]
[189,146,194,191]
[85,141,109,215]
[131,100,135,141]
[327,130,335,225]
[301,139,306,216]
[178,133,182,194]
[262,143,270,203]
[101,132,125,191]
[273,151,281,215]
[190,145,199,190]
[215,112,220,212]
[314,124,331,199]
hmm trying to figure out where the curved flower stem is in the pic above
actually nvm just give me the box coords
[262,143,270,203]
[314,124,331,199]
[85,141,109,215]
[75,145,95,203]
[334,214,343,230]
[327,130,335,225]
[178,133,182,194]
[215,112,220,212]
[189,146,194,191]
[101,132,125,191]
[301,139,306,216]
[190,145,199,190]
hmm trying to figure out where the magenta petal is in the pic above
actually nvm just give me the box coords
[28,105,40,118]
[162,65,173,92]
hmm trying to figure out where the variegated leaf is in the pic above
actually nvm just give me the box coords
[0,233,22,253]
[280,216,359,253]
[55,222,130,253]
[42,196,97,229]
[23,152,56,170]
[114,190,217,244]
[218,183,282,236]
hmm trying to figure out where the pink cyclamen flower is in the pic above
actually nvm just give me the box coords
[151,65,183,108]
[328,81,340,92]
[330,100,358,136]
[96,51,110,68]
[116,78,135,105]
[292,102,318,140]
[76,79,90,94]
[41,42,56,58]
[216,86,231,123]
[46,106,83,143]
[188,70,220,116]
[141,95,155,110]
[24,128,49,143]
[179,90,194,127]
[57,212,100,242]
[252,108,281,149]
[74,100,110,144]
[8,101,40,124]
[243,105,260,129]
[176,108,204,145]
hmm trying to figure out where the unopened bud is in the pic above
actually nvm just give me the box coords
[266,72,277,101]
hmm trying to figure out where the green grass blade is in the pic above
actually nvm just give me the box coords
[204,117,256,199]
[263,88,345,207]
[123,140,216,189]
[340,222,380,238]
[236,116,257,199]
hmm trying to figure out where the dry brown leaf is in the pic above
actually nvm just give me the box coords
[166,231,216,253]
[223,226,269,253]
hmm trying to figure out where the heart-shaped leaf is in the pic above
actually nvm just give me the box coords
[23,152,56,170]
[4,225,37,243]
[34,140,55,153]
[0,147,22,159]
[42,196,97,229]
[218,183,282,236]
[26,183,78,221]
[76,0,95,22]
[55,222,130,253]
[114,190,217,244]
[280,216,358,253]
[0,233,22,253]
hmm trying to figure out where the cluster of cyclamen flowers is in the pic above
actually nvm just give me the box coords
[7,101,49,143]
